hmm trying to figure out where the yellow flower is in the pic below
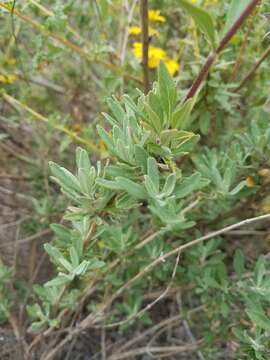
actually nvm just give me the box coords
[129,26,141,35]
[128,26,159,37]
[148,10,166,23]
[133,42,143,58]
[164,58,179,76]
[132,42,167,69]
[6,74,17,84]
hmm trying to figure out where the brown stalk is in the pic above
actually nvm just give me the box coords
[140,0,150,93]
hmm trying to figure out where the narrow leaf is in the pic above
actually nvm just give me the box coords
[179,0,216,48]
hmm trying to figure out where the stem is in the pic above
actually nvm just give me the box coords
[140,0,150,93]
[185,0,260,101]
[230,9,256,82]
[234,45,270,92]
[2,93,99,154]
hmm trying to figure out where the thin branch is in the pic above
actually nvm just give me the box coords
[2,93,99,154]
[229,9,256,82]
[234,45,270,92]
[185,0,261,101]
[81,214,270,328]
[120,0,138,65]
[108,343,202,360]
[140,0,150,93]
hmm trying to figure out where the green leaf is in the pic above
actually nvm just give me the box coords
[107,96,125,125]
[246,303,270,331]
[158,61,177,119]
[223,0,250,35]
[162,173,176,197]
[144,175,159,198]
[44,244,66,267]
[31,321,46,333]
[134,145,148,173]
[174,172,202,199]
[115,193,138,209]
[255,256,266,287]
[171,96,197,130]
[75,147,91,172]
[97,125,115,153]
[58,257,73,273]
[199,111,211,135]
[115,177,147,199]
[143,101,162,133]
[233,249,245,278]
[147,157,159,191]
[87,259,105,270]
[49,162,81,193]
[179,0,216,48]
[50,224,71,241]
[229,180,246,196]
[96,178,120,190]
[45,274,73,287]
[73,260,90,276]
[69,247,79,268]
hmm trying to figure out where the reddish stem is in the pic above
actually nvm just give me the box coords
[185,0,260,101]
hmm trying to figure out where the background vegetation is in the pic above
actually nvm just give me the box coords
[1,0,270,359]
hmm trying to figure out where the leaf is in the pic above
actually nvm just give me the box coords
[199,111,211,135]
[229,180,246,196]
[144,175,159,198]
[174,172,202,199]
[223,0,250,35]
[233,249,245,278]
[49,162,81,193]
[162,173,176,197]
[69,246,79,268]
[115,177,147,199]
[255,256,266,287]
[97,125,115,153]
[75,147,91,172]
[44,244,66,267]
[31,321,46,333]
[147,157,159,191]
[45,273,73,287]
[58,257,73,273]
[115,193,138,209]
[246,303,270,331]
[171,95,198,130]
[179,0,216,48]
[95,178,120,190]
[50,224,71,241]
[223,167,232,192]
[158,61,177,119]
[134,145,148,172]
[73,260,90,276]
[143,101,162,133]
[107,96,126,125]
[87,259,105,270]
